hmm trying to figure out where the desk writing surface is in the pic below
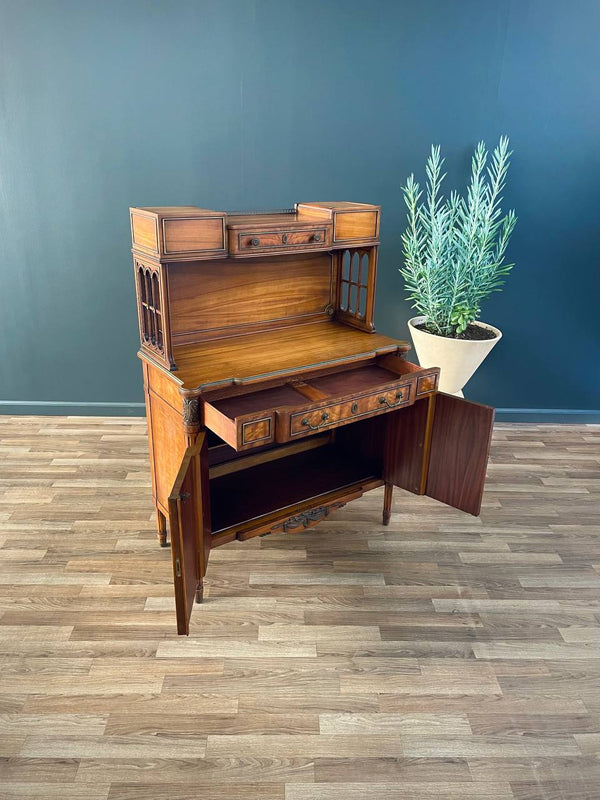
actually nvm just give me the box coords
[172,321,409,391]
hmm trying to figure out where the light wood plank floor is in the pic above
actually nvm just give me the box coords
[0,416,599,800]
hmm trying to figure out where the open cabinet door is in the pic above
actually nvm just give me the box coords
[385,393,494,516]
[426,394,494,515]
[167,433,209,635]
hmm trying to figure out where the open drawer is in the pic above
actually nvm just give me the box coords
[201,355,439,451]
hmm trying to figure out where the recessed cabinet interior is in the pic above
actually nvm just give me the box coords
[131,202,495,634]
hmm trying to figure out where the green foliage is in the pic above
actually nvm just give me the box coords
[400,137,517,338]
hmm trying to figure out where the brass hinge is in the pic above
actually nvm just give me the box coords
[175,558,182,577]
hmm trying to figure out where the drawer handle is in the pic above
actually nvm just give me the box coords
[379,391,405,408]
[313,233,322,242]
[282,233,288,244]
[351,402,359,413]
[251,237,260,247]
[301,411,330,430]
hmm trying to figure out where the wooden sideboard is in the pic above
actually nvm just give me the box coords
[130,202,495,634]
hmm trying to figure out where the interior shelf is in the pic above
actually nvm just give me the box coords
[209,442,380,533]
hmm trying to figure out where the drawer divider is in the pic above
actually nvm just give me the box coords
[291,380,332,403]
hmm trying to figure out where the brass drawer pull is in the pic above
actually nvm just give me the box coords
[282,233,288,244]
[379,391,404,408]
[251,237,260,246]
[301,411,330,430]
[351,402,359,413]
[313,233,322,242]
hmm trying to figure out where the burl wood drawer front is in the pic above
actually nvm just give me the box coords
[417,373,438,395]
[241,417,272,446]
[232,412,277,450]
[203,402,277,452]
[235,227,331,253]
[288,383,412,438]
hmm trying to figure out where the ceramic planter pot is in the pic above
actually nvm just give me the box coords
[408,316,502,397]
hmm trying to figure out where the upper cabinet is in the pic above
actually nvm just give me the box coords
[130,202,380,263]
[129,202,384,372]
[296,201,380,246]
[130,206,228,262]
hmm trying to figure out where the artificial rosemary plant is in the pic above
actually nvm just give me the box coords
[401,137,517,337]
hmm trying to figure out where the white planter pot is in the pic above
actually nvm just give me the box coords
[408,316,502,397]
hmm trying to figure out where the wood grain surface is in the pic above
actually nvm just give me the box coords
[171,321,405,390]
[426,394,495,515]
[0,416,599,799]
[168,254,334,340]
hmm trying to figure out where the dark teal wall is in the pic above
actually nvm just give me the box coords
[1,0,598,418]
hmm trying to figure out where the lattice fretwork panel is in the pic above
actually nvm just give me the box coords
[136,261,164,354]
[339,249,370,320]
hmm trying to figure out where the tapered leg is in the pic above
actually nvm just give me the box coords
[156,508,168,547]
[382,482,393,526]
[195,580,204,604]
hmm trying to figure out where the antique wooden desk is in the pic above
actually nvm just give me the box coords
[129,202,494,634]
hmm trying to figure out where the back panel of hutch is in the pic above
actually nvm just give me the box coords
[130,202,494,634]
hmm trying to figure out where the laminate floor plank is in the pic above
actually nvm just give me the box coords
[0,416,597,799]
[1,782,110,799]
[284,783,514,799]
[107,786,285,800]
[509,781,599,800]
[76,756,315,784]
[313,756,472,782]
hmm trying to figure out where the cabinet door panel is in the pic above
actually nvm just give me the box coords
[426,394,494,516]
[168,433,208,635]
[383,398,432,495]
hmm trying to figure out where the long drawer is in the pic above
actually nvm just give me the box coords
[201,357,439,452]
[287,382,411,437]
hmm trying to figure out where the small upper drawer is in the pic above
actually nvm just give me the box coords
[229,226,332,256]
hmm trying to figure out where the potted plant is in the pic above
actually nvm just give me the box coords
[400,136,517,396]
